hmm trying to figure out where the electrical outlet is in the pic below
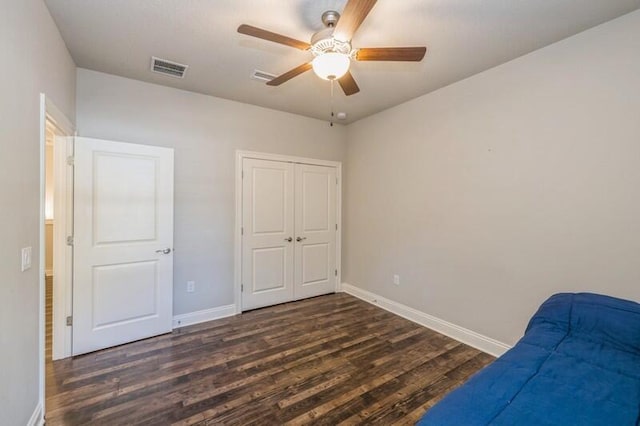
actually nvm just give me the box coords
[21,247,32,272]
[393,274,400,286]
[187,281,195,293]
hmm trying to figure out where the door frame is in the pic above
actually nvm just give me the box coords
[39,94,75,417]
[51,130,74,361]
[234,150,342,313]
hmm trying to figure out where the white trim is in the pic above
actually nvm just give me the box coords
[172,305,236,329]
[44,96,74,136]
[341,283,512,357]
[39,94,46,426]
[237,150,342,168]
[234,152,243,315]
[27,402,44,426]
[234,150,342,313]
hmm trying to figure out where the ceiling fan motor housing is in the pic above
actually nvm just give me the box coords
[310,28,352,57]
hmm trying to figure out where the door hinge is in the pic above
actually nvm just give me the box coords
[241,227,244,236]
[241,170,244,179]
[67,156,74,166]
[335,224,338,231]
[241,284,244,292]
[66,316,73,326]
[66,236,74,246]
[335,269,338,277]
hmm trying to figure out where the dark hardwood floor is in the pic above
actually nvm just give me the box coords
[45,293,493,425]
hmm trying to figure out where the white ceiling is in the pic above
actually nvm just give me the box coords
[45,0,640,124]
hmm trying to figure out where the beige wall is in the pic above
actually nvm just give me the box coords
[76,69,347,316]
[344,10,640,346]
[0,0,76,423]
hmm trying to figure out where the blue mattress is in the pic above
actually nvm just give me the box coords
[417,293,640,425]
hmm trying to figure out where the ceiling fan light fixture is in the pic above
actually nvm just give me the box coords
[237,1,426,96]
[312,52,350,80]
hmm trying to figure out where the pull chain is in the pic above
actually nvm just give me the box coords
[330,79,335,127]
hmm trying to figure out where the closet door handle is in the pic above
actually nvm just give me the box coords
[284,237,293,242]
[296,237,307,242]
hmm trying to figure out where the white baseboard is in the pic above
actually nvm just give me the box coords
[172,304,237,329]
[341,283,511,357]
[27,402,44,426]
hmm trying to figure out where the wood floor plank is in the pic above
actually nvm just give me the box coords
[45,293,494,425]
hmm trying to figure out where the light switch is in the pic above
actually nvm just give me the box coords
[21,247,32,272]
[187,281,195,293]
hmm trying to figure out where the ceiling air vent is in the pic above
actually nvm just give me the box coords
[151,56,188,78]
[251,69,276,82]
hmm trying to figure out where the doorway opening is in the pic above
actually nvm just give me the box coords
[43,116,73,395]
[39,94,75,420]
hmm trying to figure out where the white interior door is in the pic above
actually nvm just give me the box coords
[294,164,337,299]
[241,158,295,310]
[73,137,174,355]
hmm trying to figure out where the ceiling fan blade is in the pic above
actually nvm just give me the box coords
[333,0,378,42]
[237,24,310,50]
[356,47,427,62]
[338,71,360,96]
[266,62,313,86]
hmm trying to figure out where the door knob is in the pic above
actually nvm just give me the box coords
[284,237,293,242]
[296,237,307,242]
[156,248,172,254]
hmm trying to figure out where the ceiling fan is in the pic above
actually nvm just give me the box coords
[237,0,427,96]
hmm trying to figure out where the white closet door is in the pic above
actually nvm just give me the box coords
[294,164,337,299]
[73,137,174,355]
[242,159,295,310]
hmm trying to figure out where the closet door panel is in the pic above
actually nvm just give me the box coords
[294,164,337,299]
[241,159,295,310]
